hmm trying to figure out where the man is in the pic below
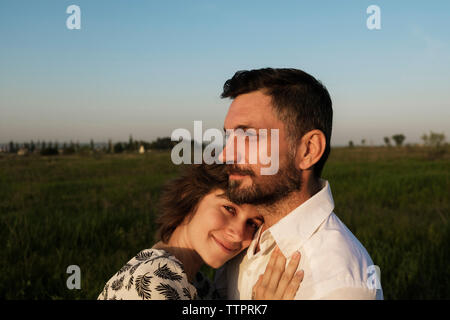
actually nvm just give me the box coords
[214,68,383,300]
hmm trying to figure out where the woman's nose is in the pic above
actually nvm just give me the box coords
[226,219,246,242]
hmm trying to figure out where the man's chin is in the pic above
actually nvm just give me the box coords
[229,174,246,180]
[229,175,253,188]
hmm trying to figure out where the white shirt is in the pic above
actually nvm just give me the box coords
[214,180,383,300]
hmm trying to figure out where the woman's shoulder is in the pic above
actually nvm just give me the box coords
[98,248,196,300]
[132,248,188,283]
[131,248,185,271]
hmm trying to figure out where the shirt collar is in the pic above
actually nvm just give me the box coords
[263,179,335,258]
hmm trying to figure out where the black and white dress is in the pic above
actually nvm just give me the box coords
[97,248,215,300]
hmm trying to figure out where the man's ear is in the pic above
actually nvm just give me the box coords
[296,130,326,171]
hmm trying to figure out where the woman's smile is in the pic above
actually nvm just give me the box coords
[211,234,240,254]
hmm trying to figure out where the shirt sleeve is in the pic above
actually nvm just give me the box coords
[98,257,197,300]
[136,259,197,300]
[294,269,384,300]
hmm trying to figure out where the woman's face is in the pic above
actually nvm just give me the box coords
[186,189,263,268]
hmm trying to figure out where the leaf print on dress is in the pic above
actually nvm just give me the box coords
[143,251,172,265]
[129,262,142,275]
[111,275,125,291]
[135,250,153,261]
[116,263,133,276]
[171,258,185,272]
[144,251,185,272]
[125,275,134,290]
[102,283,109,300]
[135,272,153,300]
[155,283,180,300]
[159,251,184,271]
[153,263,183,282]
[182,287,192,300]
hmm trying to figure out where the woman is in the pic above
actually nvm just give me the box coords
[98,164,303,300]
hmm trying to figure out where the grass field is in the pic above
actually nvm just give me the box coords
[0,147,449,299]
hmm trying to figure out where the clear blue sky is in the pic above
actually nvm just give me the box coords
[1,0,449,146]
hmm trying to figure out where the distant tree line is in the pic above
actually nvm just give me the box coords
[348,132,446,149]
[111,136,178,154]
[3,131,447,156]
[2,135,180,156]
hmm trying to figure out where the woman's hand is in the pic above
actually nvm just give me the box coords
[252,246,304,300]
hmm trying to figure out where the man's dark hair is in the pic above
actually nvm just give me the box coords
[221,67,333,178]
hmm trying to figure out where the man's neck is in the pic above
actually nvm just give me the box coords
[254,179,323,252]
[259,179,322,227]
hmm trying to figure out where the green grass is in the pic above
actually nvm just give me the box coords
[0,147,449,299]
[324,147,450,299]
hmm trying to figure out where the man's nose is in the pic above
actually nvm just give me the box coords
[218,133,240,164]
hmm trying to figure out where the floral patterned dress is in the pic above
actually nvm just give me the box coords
[97,248,215,300]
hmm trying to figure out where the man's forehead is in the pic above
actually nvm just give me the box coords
[224,91,276,129]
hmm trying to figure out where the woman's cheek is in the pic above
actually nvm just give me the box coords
[241,237,252,250]
[203,208,225,230]
[214,209,230,228]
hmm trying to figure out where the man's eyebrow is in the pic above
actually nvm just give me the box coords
[223,125,253,132]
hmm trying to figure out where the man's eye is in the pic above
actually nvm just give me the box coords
[247,220,260,229]
[224,205,236,215]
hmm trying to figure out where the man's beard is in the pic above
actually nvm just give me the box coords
[225,155,302,206]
